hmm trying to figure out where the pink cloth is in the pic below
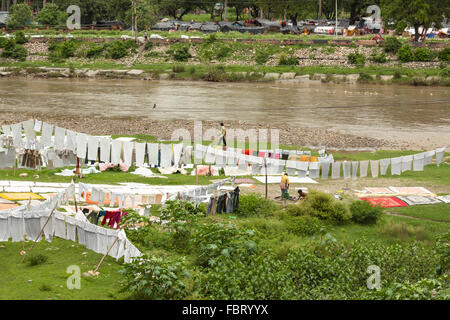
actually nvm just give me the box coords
[99,163,115,172]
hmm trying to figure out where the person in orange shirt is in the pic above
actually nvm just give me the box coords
[280,172,290,199]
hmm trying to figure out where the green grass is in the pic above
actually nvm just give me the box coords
[0,238,127,300]
[388,204,450,222]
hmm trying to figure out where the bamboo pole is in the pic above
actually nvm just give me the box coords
[92,235,120,273]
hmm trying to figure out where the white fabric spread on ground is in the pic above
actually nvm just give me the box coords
[331,161,341,179]
[76,133,88,159]
[379,158,390,176]
[100,137,111,163]
[147,143,159,166]
[359,160,369,178]
[342,161,351,179]
[110,139,123,165]
[413,153,425,171]
[87,136,99,161]
[135,142,146,167]
[390,157,402,175]
[160,144,173,168]
[370,160,379,178]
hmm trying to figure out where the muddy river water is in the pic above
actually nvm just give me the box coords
[1,78,449,149]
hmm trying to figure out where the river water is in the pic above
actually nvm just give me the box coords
[1,78,449,148]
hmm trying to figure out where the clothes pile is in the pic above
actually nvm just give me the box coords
[207,187,240,215]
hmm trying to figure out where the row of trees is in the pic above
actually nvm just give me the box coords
[2,1,449,42]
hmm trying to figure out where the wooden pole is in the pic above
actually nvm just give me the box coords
[93,235,120,273]
[195,164,198,185]
[224,0,228,22]
[21,207,56,263]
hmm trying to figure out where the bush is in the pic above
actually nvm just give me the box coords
[105,40,129,59]
[86,44,104,58]
[398,44,414,62]
[205,33,217,44]
[414,47,436,62]
[1,40,27,61]
[14,31,27,44]
[35,3,67,27]
[438,47,450,62]
[167,43,191,62]
[255,49,270,65]
[384,36,402,54]
[393,70,402,79]
[440,68,450,78]
[203,64,225,81]
[278,53,298,66]
[48,39,80,59]
[192,222,257,268]
[144,41,153,51]
[350,200,383,225]
[286,215,328,236]
[0,37,7,48]
[27,254,48,266]
[196,252,298,299]
[370,49,387,63]
[295,190,351,225]
[236,193,279,217]
[7,3,32,29]
[172,64,185,73]
[358,72,373,83]
[348,50,365,66]
[119,255,190,299]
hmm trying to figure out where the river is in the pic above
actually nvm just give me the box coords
[1,78,449,149]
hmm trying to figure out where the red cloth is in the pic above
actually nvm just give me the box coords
[360,197,408,208]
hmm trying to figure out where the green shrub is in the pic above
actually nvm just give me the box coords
[27,254,48,266]
[119,255,190,299]
[438,47,450,62]
[434,232,450,275]
[255,49,270,65]
[144,41,153,51]
[286,215,328,236]
[348,50,366,66]
[192,222,257,268]
[1,41,27,61]
[358,72,373,83]
[172,64,185,73]
[0,37,7,48]
[393,70,402,79]
[350,200,383,225]
[203,64,225,81]
[167,43,191,62]
[278,53,298,66]
[236,193,279,217]
[398,44,414,62]
[86,44,104,58]
[384,36,402,54]
[370,49,387,63]
[205,33,217,44]
[196,252,298,299]
[105,40,129,59]
[296,190,351,225]
[13,31,27,44]
[440,68,450,78]
[414,47,435,62]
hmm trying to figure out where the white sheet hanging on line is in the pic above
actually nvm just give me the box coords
[173,143,184,166]
[390,157,401,175]
[359,160,369,178]
[160,143,173,168]
[22,119,36,142]
[413,153,425,171]
[351,161,358,180]
[370,160,379,178]
[65,130,77,153]
[308,162,320,179]
[435,147,445,167]
[123,141,134,167]
[342,161,351,179]
[204,147,216,164]
[134,142,146,167]
[331,161,341,179]
[87,136,99,162]
[111,139,123,165]
[40,122,54,147]
[423,150,435,166]
[0,212,10,241]
[286,160,297,176]
[321,161,331,180]
[379,158,390,176]
[11,123,23,148]
[1,125,12,137]
[147,143,159,166]
[100,137,111,163]
[76,133,88,159]
[401,155,413,172]
[54,126,66,151]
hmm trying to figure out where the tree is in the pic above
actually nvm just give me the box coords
[7,3,32,28]
[274,0,316,25]
[381,0,449,42]
[125,0,157,30]
[154,0,196,21]
[35,3,68,26]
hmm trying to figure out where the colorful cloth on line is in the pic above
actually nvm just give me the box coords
[360,197,408,208]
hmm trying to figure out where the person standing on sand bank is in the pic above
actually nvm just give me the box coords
[219,122,227,148]
[280,172,289,199]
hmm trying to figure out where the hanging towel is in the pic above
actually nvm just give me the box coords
[359,160,369,178]
[370,160,379,178]
[24,214,42,241]
[331,161,341,179]
[96,227,109,255]
[351,161,359,180]
[135,142,146,167]
[342,161,351,179]
[22,119,36,142]
[321,161,331,180]
[286,160,297,176]
[65,130,77,153]
[204,147,216,164]
[87,136,99,162]
[111,139,123,165]
[76,133,88,159]
[9,213,25,242]
[100,137,111,163]
[54,126,66,151]
[160,144,173,168]
[147,143,159,166]
[308,161,320,179]
[53,211,67,240]
[390,157,401,176]
[435,147,445,167]
[2,125,12,137]
[413,153,425,171]
[76,220,87,246]
[40,122,54,147]
[84,223,99,253]
[123,141,134,167]
[65,215,77,242]
[11,123,23,148]
[401,155,413,172]
[379,158,390,176]
[423,150,435,166]
[40,210,53,242]
[173,143,184,166]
